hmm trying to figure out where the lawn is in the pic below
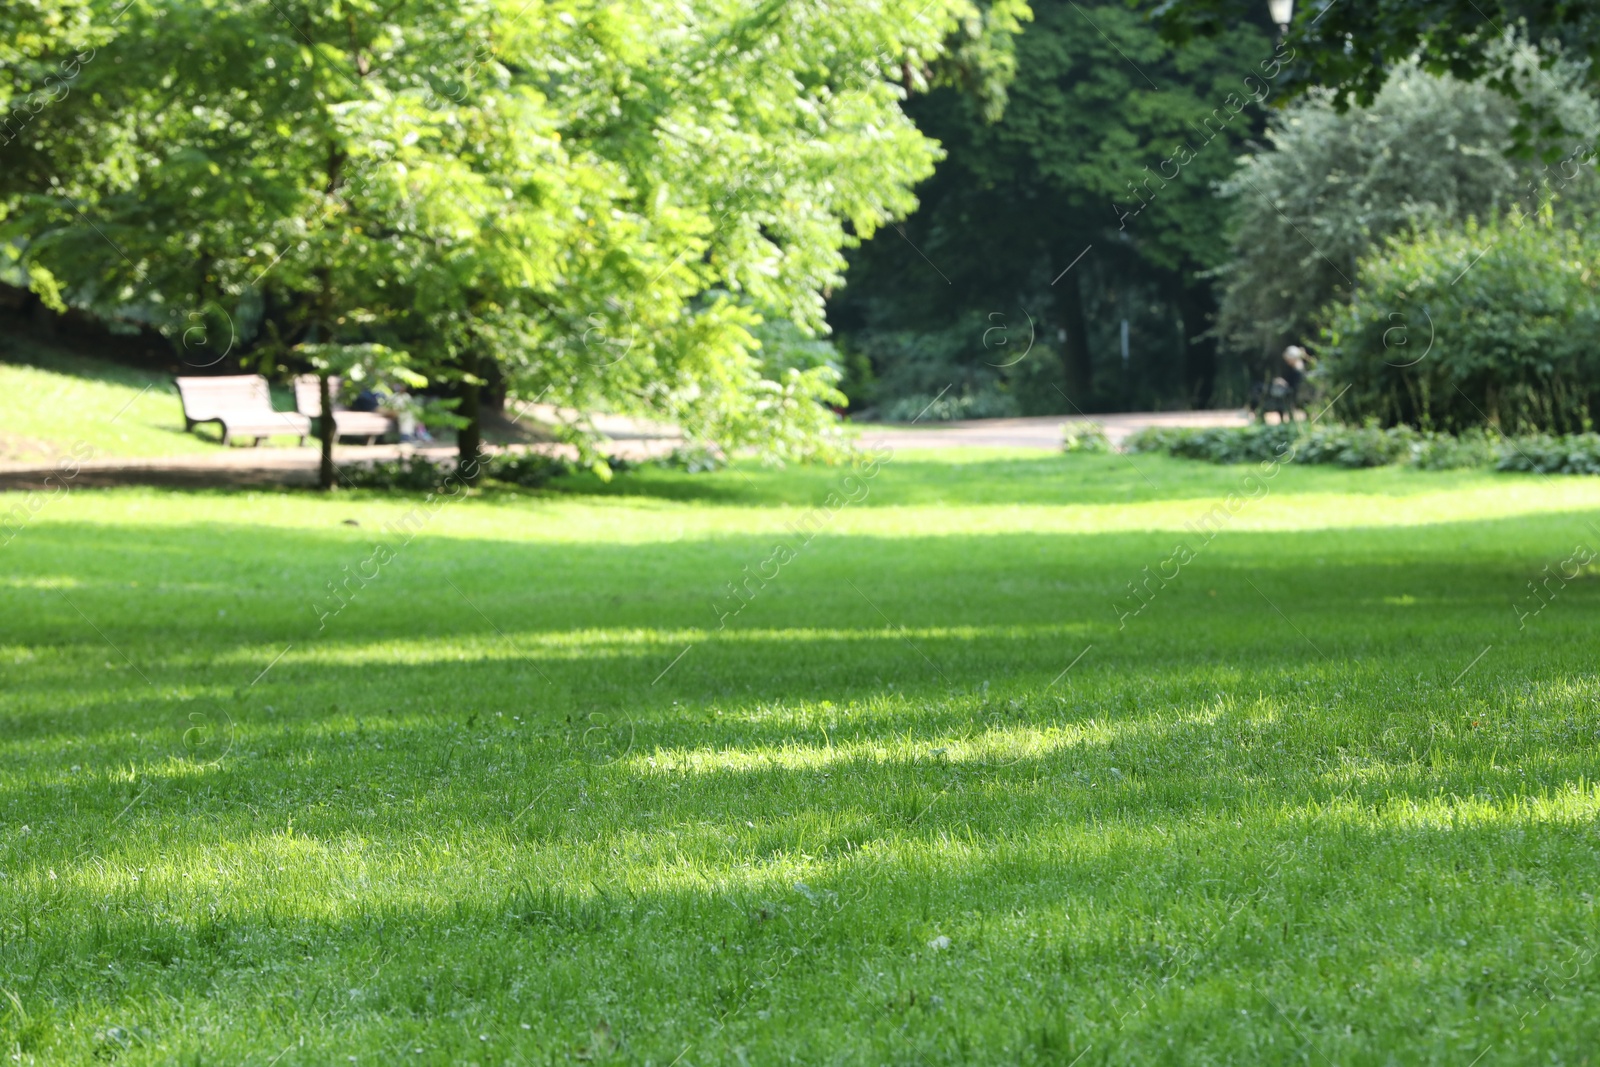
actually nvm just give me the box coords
[0,338,298,462]
[0,338,558,465]
[3,449,1600,1064]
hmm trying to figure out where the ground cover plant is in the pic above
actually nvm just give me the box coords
[1127,421,1600,474]
[3,450,1600,1064]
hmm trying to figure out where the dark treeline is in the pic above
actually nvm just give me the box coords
[827,2,1289,419]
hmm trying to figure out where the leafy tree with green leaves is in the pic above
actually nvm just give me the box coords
[829,0,1277,413]
[1319,207,1600,433]
[1215,43,1600,364]
[1,0,1028,479]
[1156,0,1600,131]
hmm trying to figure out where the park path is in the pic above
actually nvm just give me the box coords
[855,410,1249,452]
[0,408,1250,490]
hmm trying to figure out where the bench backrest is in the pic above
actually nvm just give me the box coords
[175,375,274,421]
[292,375,343,418]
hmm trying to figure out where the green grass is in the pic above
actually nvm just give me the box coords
[0,339,306,462]
[4,450,1600,1064]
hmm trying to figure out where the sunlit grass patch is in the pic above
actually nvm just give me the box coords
[0,341,225,461]
[3,452,1600,1063]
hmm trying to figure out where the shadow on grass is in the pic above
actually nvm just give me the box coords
[7,717,1599,1063]
[544,451,1535,509]
[4,511,1597,743]
[44,449,1541,509]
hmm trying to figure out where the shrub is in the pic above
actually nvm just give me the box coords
[653,444,725,473]
[844,313,1026,422]
[338,455,453,490]
[338,451,584,490]
[1413,427,1500,470]
[882,389,1020,423]
[1126,423,1298,464]
[1294,423,1418,468]
[1496,433,1600,474]
[1128,422,1600,476]
[486,452,574,487]
[1216,46,1600,363]
[1318,209,1600,434]
[1062,422,1112,453]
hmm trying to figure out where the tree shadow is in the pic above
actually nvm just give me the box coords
[6,503,1600,1060]
[10,713,1600,1062]
[501,452,1533,508]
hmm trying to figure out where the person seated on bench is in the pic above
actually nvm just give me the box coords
[349,385,388,412]
[347,381,430,442]
[291,375,393,444]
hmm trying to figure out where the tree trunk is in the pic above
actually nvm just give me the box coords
[1177,278,1218,409]
[319,373,336,490]
[1056,268,1092,403]
[457,350,483,484]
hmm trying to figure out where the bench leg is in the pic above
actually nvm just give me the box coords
[221,430,231,446]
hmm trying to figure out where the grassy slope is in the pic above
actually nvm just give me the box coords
[0,338,309,462]
[3,451,1600,1064]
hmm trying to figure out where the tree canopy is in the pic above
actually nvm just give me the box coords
[1156,0,1600,121]
[2,0,1027,473]
[828,0,1276,413]
[1214,41,1600,362]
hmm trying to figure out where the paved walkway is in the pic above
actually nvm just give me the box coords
[856,410,1250,452]
[0,439,681,491]
[0,409,1251,490]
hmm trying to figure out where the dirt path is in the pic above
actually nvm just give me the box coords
[855,410,1251,451]
[0,409,1250,490]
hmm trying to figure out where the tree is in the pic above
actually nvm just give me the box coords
[294,344,425,489]
[1155,0,1600,129]
[1214,44,1600,365]
[1,0,1029,476]
[828,1,1277,414]
[1320,208,1600,433]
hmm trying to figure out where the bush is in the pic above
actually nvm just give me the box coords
[1496,433,1600,474]
[1318,209,1600,434]
[653,444,725,473]
[338,451,583,490]
[1216,46,1600,362]
[1062,422,1112,453]
[1126,423,1299,464]
[845,309,1044,422]
[338,455,454,490]
[1294,423,1417,468]
[1128,422,1600,475]
[1413,427,1500,470]
[485,452,574,487]
[882,389,1020,423]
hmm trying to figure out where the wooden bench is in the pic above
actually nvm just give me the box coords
[292,375,394,445]
[175,375,311,446]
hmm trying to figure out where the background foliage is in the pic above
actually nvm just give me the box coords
[1215,44,1600,370]
[826,0,1277,417]
[1318,208,1600,434]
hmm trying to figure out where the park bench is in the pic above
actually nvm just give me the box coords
[292,375,395,445]
[175,375,311,446]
